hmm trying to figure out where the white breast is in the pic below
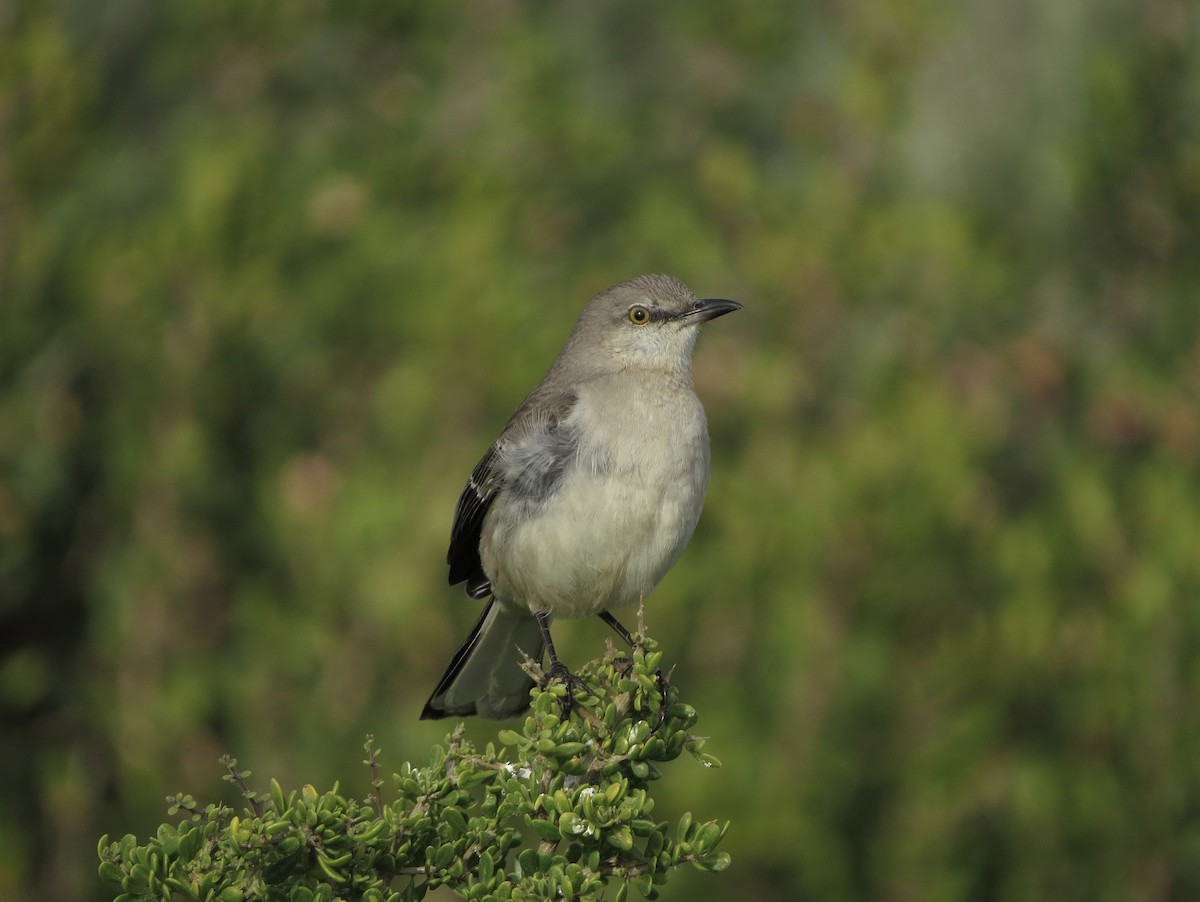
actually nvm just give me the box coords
[482,373,711,619]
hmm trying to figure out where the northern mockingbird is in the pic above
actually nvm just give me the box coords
[421,274,740,720]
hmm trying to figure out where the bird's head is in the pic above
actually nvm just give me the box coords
[568,274,741,375]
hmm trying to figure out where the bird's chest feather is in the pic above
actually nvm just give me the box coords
[483,379,710,616]
[570,379,709,485]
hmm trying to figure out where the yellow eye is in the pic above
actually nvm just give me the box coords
[628,305,651,325]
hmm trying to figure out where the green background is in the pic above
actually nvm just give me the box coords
[3,2,1199,900]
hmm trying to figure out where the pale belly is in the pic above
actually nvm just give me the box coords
[484,470,704,618]
[480,386,710,619]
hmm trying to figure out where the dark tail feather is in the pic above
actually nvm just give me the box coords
[420,600,544,720]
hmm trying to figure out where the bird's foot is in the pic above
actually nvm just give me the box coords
[540,660,590,717]
[652,667,671,731]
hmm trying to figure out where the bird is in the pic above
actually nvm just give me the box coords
[420,274,740,720]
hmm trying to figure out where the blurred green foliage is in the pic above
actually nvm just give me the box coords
[2,1,1199,900]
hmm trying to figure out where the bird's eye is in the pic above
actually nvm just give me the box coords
[628,305,651,325]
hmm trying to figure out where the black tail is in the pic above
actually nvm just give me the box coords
[421,600,545,720]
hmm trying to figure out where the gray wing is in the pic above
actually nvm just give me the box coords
[446,389,578,599]
[447,445,501,598]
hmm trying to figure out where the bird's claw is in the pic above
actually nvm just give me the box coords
[652,667,670,731]
[613,656,672,731]
[540,660,590,716]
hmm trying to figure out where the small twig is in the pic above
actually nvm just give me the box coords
[518,648,546,683]
[598,851,705,879]
[302,824,325,853]
[219,755,262,818]
[165,794,204,819]
[573,701,607,732]
[462,754,524,774]
[364,735,385,818]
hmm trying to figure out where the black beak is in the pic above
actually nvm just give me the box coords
[682,298,743,324]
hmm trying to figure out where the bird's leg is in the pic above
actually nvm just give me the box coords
[599,609,635,648]
[534,611,588,716]
[598,607,670,728]
[600,610,637,680]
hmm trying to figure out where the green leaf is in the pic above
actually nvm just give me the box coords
[695,851,732,872]
[97,859,124,884]
[517,848,539,876]
[667,703,696,722]
[526,817,562,841]
[606,826,634,851]
[456,767,494,789]
[177,827,203,861]
[561,811,594,839]
[165,876,200,899]
[692,820,724,851]
[676,812,693,845]
[645,829,665,861]
[497,730,524,746]
[441,806,467,834]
